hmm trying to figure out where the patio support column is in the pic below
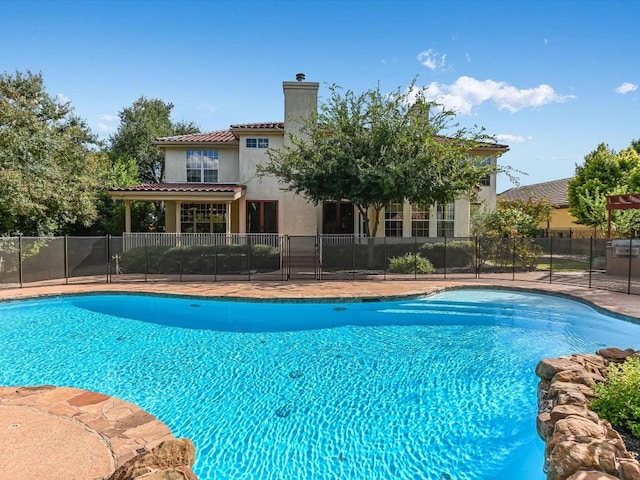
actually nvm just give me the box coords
[124,200,132,233]
[175,201,182,234]
[226,202,232,235]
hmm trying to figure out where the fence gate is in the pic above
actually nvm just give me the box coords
[284,236,319,280]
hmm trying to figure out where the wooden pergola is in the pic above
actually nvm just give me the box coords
[606,193,640,238]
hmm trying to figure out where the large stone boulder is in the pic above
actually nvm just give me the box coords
[536,358,583,381]
[107,439,197,480]
[596,347,636,363]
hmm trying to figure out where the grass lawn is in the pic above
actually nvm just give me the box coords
[537,256,590,271]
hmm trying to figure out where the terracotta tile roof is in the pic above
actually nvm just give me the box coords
[156,130,237,143]
[110,183,245,193]
[230,122,284,129]
[499,178,572,207]
[433,135,509,151]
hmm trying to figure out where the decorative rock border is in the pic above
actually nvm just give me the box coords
[535,347,640,480]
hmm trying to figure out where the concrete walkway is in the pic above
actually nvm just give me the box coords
[0,278,638,479]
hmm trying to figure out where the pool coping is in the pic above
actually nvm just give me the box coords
[1,278,639,479]
[0,385,175,479]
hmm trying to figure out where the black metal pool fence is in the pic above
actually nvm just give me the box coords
[0,234,638,295]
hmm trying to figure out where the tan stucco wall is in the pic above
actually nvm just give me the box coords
[238,133,318,235]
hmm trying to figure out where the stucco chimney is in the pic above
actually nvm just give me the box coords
[283,74,319,145]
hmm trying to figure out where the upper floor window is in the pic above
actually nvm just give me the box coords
[478,157,492,187]
[186,150,218,183]
[411,204,430,237]
[436,203,455,238]
[246,138,269,149]
[385,202,403,237]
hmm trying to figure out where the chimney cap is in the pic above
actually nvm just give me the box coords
[296,73,306,82]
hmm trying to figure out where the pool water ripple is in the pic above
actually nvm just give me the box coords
[1,289,639,479]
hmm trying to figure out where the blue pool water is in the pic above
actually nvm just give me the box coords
[1,288,639,480]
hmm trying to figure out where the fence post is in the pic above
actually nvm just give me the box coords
[383,236,387,280]
[414,236,418,280]
[179,241,183,283]
[213,242,218,282]
[352,236,356,281]
[628,237,633,295]
[512,236,516,281]
[18,235,23,288]
[106,235,111,284]
[588,236,593,289]
[64,235,69,285]
[549,235,553,284]
[248,235,252,282]
[475,236,479,279]
[443,235,447,279]
[144,234,148,282]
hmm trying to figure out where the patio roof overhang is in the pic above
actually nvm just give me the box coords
[108,183,246,202]
[606,193,640,238]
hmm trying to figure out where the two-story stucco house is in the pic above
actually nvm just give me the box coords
[109,75,509,238]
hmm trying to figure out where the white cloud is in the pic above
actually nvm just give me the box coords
[417,49,447,71]
[465,52,471,63]
[495,134,532,144]
[615,82,638,95]
[98,114,118,121]
[412,76,573,115]
[56,93,70,103]
[97,123,116,133]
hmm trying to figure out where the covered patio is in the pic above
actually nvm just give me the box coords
[108,183,246,234]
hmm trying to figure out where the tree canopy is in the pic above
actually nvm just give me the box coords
[108,97,199,184]
[0,70,107,236]
[474,198,553,238]
[259,83,498,237]
[568,142,640,236]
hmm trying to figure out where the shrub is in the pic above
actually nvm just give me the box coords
[590,355,640,437]
[118,244,280,275]
[388,253,435,274]
[419,240,474,269]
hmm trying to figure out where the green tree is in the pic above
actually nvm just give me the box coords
[259,83,496,238]
[474,198,553,238]
[568,143,640,236]
[108,97,199,184]
[108,97,199,231]
[0,70,107,236]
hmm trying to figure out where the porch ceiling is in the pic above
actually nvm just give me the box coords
[108,183,246,202]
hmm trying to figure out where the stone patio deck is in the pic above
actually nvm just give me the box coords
[0,278,638,479]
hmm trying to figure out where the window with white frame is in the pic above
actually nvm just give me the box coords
[436,203,455,238]
[411,204,430,237]
[385,202,403,237]
[478,157,492,186]
[186,150,218,183]
[180,203,226,233]
[246,138,269,149]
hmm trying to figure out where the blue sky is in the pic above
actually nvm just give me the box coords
[2,0,638,191]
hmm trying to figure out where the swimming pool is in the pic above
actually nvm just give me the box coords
[1,288,638,479]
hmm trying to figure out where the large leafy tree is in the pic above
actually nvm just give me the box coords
[474,198,553,238]
[0,70,107,236]
[108,97,199,184]
[259,83,496,237]
[568,143,640,236]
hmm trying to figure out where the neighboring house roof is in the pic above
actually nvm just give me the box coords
[499,178,571,208]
